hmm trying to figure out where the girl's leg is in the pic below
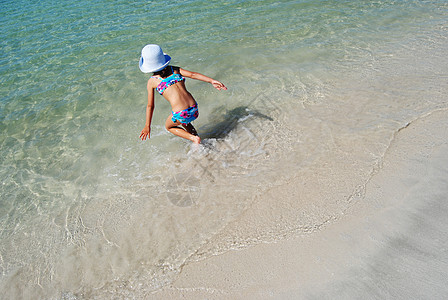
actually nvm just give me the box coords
[182,123,198,136]
[165,116,201,144]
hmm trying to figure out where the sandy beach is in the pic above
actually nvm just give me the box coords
[152,109,448,299]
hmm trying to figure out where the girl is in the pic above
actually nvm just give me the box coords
[138,44,227,144]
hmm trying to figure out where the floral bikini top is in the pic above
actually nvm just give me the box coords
[151,66,185,95]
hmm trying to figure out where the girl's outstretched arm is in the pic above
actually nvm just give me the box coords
[179,68,227,91]
[140,81,155,140]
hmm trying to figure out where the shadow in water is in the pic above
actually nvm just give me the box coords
[199,106,273,140]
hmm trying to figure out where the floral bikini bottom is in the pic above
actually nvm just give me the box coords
[171,103,199,125]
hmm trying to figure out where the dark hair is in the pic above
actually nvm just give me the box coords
[153,65,173,78]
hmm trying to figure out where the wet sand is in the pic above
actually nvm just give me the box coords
[152,108,448,299]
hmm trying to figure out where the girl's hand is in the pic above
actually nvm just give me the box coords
[212,80,227,91]
[140,127,151,140]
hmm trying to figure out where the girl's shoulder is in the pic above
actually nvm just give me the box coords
[147,76,160,90]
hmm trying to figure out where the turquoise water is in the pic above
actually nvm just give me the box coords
[1,0,447,297]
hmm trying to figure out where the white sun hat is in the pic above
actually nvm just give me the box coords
[139,44,171,73]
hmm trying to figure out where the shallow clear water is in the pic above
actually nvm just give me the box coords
[1,0,447,298]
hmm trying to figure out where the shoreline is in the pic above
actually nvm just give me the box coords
[152,109,448,299]
[1,1,446,297]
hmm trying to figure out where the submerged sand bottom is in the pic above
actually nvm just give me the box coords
[152,109,448,299]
